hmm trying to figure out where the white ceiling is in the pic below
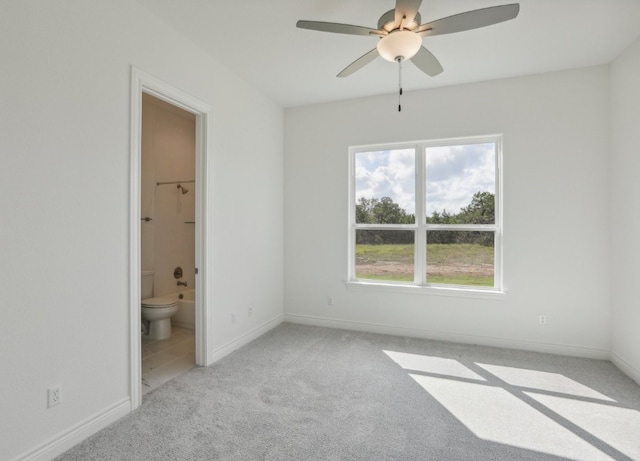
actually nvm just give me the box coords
[138,0,640,108]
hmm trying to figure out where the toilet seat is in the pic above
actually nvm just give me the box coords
[141,296,177,308]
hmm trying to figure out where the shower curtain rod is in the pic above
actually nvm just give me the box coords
[156,180,195,186]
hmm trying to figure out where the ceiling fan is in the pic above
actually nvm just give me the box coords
[297,1,520,109]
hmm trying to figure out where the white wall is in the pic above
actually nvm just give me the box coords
[141,95,196,297]
[611,35,640,383]
[0,1,283,460]
[284,66,611,357]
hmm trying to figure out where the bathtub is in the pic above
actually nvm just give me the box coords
[169,289,195,329]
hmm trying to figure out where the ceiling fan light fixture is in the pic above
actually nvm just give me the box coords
[376,30,422,62]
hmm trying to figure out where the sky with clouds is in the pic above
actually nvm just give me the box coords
[355,143,495,217]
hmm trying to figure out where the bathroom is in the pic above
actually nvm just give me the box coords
[140,93,197,394]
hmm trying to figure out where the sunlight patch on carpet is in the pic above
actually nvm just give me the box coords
[476,363,615,401]
[410,374,614,460]
[383,350,486,381]
[526,392,640,460]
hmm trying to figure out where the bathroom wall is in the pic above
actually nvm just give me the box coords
[141,94,196,298]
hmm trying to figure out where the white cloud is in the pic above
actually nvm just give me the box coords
[355,143,495,217]
[425,143,495,215]
[355,149,415,214]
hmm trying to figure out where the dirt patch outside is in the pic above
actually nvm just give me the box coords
[356,262,493,278]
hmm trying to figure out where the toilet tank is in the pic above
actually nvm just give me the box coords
[141,270,154,300]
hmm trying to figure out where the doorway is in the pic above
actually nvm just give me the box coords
[140,93,196,395]
[130,68,211,409]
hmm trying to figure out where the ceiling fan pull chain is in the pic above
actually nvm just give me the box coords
[397,56,403,112]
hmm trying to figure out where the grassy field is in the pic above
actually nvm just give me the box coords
[355,243,494,286]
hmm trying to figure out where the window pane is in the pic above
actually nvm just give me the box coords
[425,143,495,224]
[426,231,494,287]
[355,149,415,224]
[356,230,414,282]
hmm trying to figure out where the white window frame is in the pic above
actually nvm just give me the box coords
[347,135,503,298]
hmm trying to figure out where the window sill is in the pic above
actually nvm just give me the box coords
[345,280,506,300]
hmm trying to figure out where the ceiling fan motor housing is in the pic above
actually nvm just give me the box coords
[378,9,422,32]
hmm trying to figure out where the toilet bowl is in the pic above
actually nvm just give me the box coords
[141,296,178,340]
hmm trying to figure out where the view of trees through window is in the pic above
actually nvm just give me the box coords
[352,140,499,288]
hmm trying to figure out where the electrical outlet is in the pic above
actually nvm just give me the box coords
[48,386,62,408]
[230,313,236,324]
[327,296,333,306]
[539,315,547,325]
[248,305,254,317]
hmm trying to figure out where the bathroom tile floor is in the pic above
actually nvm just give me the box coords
[141,326,196,396]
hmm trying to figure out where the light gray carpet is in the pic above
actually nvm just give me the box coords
[56,323,640,460]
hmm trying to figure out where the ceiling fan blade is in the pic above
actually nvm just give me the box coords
[337,49,380,77]
[418,3,520,37]
[410,46,443,77]
[296,20,380,37]
[395,0,423,28]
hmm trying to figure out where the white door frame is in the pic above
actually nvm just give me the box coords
[129,66,212,409]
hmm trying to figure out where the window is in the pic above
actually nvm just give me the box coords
[349,136,501,292]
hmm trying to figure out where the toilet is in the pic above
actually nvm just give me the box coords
[141,271,178,341]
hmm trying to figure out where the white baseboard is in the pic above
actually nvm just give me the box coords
[611,351,640,386]
[13,398,130,461]
[208,314,284,365]
[284,313,610,360]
